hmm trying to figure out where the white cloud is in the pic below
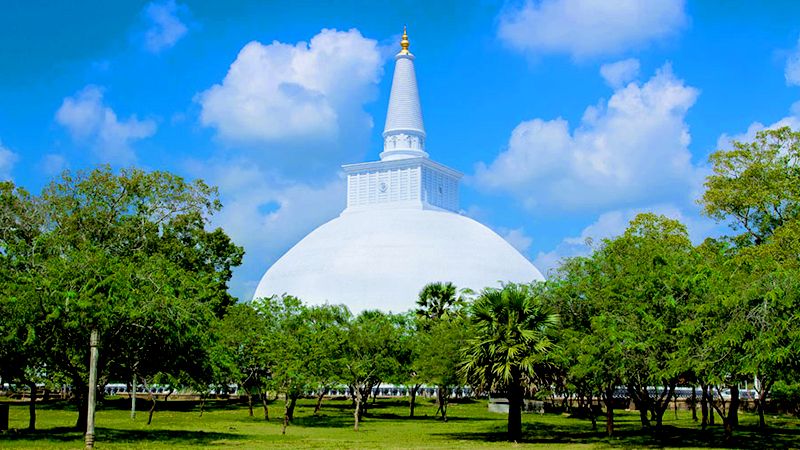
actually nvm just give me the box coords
[786,36,800,86]
[474,64,703,211]
[498,0,687,59]
[197,28,382,165]
[500,227,533,254]
[534,204,718,276]
[716,103,800,151]
[55,85,157,164]
[0,141,19,180]
[187,158,346,301]
[600,58,640,88]
[143,0,188,53]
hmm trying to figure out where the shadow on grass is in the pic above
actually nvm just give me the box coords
[435,418,800,449]
[0,426,243,446]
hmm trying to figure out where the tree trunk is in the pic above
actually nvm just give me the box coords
[729,385,739,427]
[700,384,709,429]
[651,384,676,430]
[673,392,678,420]
[72,375,90,431]
[629,384,651,428]
[27,381,37,431]
[281,395,290,435]
[314,388,328,415]
[710,386,734,441]
[372,382,380,404]
[287,394,297,422]
[723,416,733,441]
[437,385,448,422]
[247,388,254,417]
[359,385,371,417]
[507,371,523,442]
[131,374,137,420]
[409,384,420,417]
[756,383,771,429]
[258,388,269,421]
[147,393,157,425]
[353,388,363,431]
[199,395,206,418]
[603,388,615,437]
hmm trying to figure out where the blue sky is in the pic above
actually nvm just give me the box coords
[2,0,800,300]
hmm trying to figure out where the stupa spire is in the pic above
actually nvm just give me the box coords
[381,26,428,161]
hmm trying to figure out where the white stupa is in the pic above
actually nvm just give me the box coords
[254,28,544,312]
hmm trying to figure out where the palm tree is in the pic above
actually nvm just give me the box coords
[460,282,558,442]
[416,281,462,322]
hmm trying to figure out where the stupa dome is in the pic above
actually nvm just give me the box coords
[253,207,544,313]
[253,28,545,312]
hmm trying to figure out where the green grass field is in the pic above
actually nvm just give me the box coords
[1,397,798,449]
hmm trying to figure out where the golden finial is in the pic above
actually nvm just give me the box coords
[400,25,410,54]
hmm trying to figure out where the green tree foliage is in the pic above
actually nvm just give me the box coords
[217,303,272,419]
[416,281,464,322]
[552,213,697,435]
[414,282,470,421]
[0,167,243,430]
[550,254,627,435]
[415,316,469,421]
[301,304,350,416]
[0,182,49,430]
[343,310,403,431]
[702,127,800,246]
[700,127,800,434]
[461,282,558,442]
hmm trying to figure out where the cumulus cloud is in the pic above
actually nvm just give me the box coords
[600,58,640,88]
[187,158,346,301]
[498,0,687,59]
[55,85,157,164]
[0,141,19,180]
[142,0,189,53]
[474,64,703,211]
[716,101,800,151]
[534,204,718,276]
[197,28,382,166]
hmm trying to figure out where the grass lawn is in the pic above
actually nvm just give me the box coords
[1,396,799,449]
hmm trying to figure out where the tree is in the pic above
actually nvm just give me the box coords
[550,214,697,435]
[0,167,243,433]
[702,126,800,246]
[342,310,402,431]
[550,255,626,435]
[600,213,696,430]
[386,312,423,417]
[461,282,558,442]
[738,220,800,428]
[415,315,469,421]
[217,303,272,419]
[416,282,464,322]
[414,282,469,421]
[254,295,309,434]
[301,304,349,416]
[700,126,800,433]
[0,182,50,430]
